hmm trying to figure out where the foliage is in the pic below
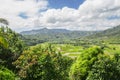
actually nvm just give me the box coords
[86,25,120,44]
[0,35,8,48]
[69,45,120,80]
[69,46,103,80]
[0,27,24,70]
[86,54,120,80]
[14,44,73,80]
[0,66,15,80]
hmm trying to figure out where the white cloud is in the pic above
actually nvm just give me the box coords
[0,0,120,32]
[0,0,48,32]
[37,0,120,31]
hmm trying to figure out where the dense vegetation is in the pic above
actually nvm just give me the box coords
[0,27,24,70]
[69,46,120,80]
[14,44,73,80]
[21,28,97,46]
[86,25,120,44]
[0,19,120,80]
[21,25,120,46]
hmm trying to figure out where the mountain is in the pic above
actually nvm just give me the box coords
[86,25,120,43]
[20,25,120,45]
[21,28,70,35]
[20,28,97,45]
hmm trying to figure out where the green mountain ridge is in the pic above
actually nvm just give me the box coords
[86,25,120,43]
[20,28,98,45]
[20,25,120,45]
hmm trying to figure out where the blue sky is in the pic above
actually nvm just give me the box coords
[19,12,29,19]
[107,15,120,20]
[48,0,85,9]
[0,0,120,32]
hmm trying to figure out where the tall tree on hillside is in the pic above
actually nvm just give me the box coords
[0,18,24,71]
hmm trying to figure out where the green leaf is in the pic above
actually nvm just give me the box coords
[0,36,8,48]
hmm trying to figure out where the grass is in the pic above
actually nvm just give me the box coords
[40,43,120,58]
[104,44,120,55]
[51,44,84,57]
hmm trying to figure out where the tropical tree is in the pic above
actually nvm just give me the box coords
[0,26,24,70]
[0,66,15,80]
[14,44,73,80]
[86,54,120,80]
[69,46,103,80]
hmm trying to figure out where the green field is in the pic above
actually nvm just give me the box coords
[52,43,120,58]
[52,44,83,57]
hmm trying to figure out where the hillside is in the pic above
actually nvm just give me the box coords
[21,28,70,35]
[87,25,120,43]
[20,28,97,45]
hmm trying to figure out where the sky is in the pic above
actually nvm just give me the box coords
[0,0,120,32]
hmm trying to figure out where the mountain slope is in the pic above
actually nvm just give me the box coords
[21,28,70,35]
[87,25,120,43]
[20,28,97,45]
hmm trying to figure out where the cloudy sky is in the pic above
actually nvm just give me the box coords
[0,0,120,32]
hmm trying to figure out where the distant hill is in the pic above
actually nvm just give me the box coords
[20,28,97,45]
[21,28,70,35]
[86,25,120,43]
[20,25,120,45]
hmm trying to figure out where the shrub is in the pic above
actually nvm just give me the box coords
[0,66,15,80]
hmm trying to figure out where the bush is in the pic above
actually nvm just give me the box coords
[86,54,120,80]
[69,46,103,80]
[14,44,73,80]
[0,27,24,70]
[0,66,15,80]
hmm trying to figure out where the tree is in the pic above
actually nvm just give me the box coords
[0,18,25,79]
[69,46,103,80]
[0,27,24,70]
[0,66,15,80]
[86,55,120,80]
[14,44,73,80]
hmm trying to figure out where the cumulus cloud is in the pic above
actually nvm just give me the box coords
[0,0,48,32]
[0,0,120,32]
[37,0,120,31]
